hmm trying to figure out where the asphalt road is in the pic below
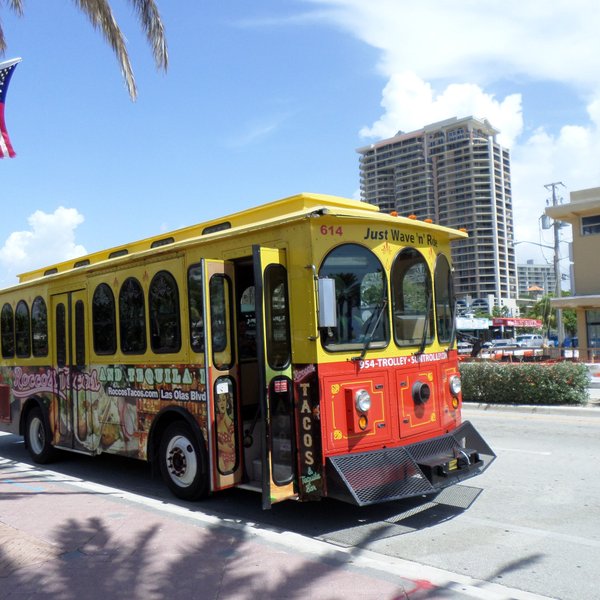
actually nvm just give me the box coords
[1,407,598,600]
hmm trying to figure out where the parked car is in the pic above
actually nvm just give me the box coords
[490,338,521,349]
[457,341,474,354]
[515,334,544,348]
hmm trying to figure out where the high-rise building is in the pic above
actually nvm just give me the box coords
[357,116,517,305]
[517,259,556,297]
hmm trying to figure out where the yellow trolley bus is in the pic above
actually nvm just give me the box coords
[0,193,494,508]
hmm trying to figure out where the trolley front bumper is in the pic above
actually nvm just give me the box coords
[325,421,495,506]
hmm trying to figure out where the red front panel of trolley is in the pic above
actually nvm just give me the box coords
[319,352,461,457]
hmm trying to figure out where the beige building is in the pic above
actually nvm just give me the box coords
[546,186,600,354]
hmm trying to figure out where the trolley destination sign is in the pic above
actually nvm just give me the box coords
[362,226,440,247]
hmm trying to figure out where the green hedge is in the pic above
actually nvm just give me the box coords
[459,361,589,405]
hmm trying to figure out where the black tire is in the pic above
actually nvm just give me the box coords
[25,407,56,464]
[159,421,209,501]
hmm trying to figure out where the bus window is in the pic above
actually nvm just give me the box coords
[15,300,31,358]
[319,244,388,351]
[269,375,294,485]
[149,271,181,354]
[1,303,14,358]
[31,297,48,357]
[119,277,146,354]
[391,248,434,347]
[238,285,256,361]
[92,284,117,355]
[187,264,205,353]
[434,254,454,344]
[56,303,67,368]
[209,275,233,369]
[75,300,86,367]
[265,265,290,370]
[214,376,238,475]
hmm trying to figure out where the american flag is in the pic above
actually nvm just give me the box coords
[0,58,21,159]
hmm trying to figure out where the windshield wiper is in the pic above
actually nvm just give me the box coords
[448,299,458,351]
[415,291,432,356]
[353,299,388,361]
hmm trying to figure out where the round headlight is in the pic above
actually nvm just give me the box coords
[449,375,462,396]
[355,389,372,412]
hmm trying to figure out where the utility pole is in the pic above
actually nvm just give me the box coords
[544,181,565,345]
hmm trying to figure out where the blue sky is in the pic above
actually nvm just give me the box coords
[1,0,598,288]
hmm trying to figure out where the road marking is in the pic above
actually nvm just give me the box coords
[493,447,552,456]
[462,515,600,549]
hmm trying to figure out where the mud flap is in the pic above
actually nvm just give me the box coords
[325,421,495,506]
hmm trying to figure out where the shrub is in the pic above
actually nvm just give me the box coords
[459,361,589,405]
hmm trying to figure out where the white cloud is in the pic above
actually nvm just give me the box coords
[0,207,87,286]
[224,113,292,149]
[306,0,600,86]
[359,71,523,148]
[304,0,600,269]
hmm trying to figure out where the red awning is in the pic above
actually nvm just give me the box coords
[492,318,542,328]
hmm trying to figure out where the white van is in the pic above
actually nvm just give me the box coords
[516,334,544,348]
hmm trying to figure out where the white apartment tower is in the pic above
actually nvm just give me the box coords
[357,116,517,303]
[517,260,557,297]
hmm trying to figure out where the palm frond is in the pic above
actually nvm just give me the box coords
[1,0,167,99]
[0,0,24,54]
[128,0,168,70]
[7,1,24,16]
[72,0,138,100]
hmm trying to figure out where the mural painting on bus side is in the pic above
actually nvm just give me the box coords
[6,364,208,460]
[293,363,323,500]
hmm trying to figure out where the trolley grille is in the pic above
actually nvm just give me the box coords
[325,421,495,506]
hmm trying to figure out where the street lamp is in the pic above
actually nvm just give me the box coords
[513,240,554,251]
[513,239,564,343]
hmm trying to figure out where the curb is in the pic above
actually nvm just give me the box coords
[463,400,600,418]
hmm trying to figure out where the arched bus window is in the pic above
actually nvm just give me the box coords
[149,271,181,354]
[56,303,67,368]
[92,283,117,355]
[319,244,388,351]
[391,248,434,347]
[209,274,234,368]
[187,264,205,353]
[1,303,14,358]
[265,265,291,369]
[31,296,49,357]
[434,253,454,344]
[119,277,146,354]
[15,300,31,358]
[75,300,86,367]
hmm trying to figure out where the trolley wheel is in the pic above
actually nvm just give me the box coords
[25,407,56,464]
[159,421,209,501]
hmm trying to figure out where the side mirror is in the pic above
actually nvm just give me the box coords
[318,278,337,328]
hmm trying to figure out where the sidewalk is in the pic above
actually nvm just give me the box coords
[0,455,549,600]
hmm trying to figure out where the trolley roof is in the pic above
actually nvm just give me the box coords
[16,192,467,286]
